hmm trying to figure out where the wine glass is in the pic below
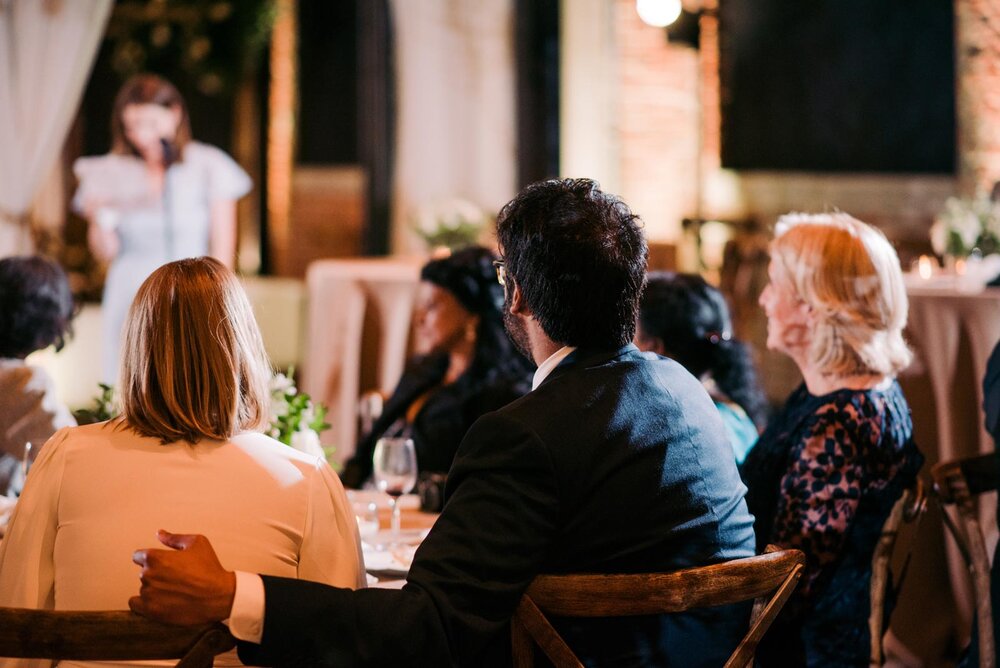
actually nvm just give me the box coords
[372,437,417,539]
[22,442,32,479]
[355,502,380,544]
[9,442,32,498]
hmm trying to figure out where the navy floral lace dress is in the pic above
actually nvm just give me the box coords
[741,381,923,667]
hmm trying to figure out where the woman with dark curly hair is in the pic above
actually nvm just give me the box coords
[636,271,768,464]
[0,256,76,495]
[341,246,533,489]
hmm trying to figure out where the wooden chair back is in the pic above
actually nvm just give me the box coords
[511,545,805,668]
[0,608,235,667]
[869,480,927,666]
[932,453,1000,668]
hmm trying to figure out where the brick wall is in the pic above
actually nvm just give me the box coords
[605,0,1000,250]
[609,0,975,248]
[614,0,699,243]
[695,2,955,244]
[957,0,1000,195]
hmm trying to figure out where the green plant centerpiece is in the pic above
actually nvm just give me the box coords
[73,383,120,425]
[269,370,333,462]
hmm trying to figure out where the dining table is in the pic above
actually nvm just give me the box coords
[346,490,440,589]
[888,278,1000,664]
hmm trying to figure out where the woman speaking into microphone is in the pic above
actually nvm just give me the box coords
[73,74,251,382]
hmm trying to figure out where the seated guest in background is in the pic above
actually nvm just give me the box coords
[130,179,756,667]
[0,257,363,668]
[741,212,924,667]
[636,271,768,464]
[341,245,532,489]
[0,256,76,497]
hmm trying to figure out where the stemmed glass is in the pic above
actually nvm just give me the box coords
[9,442,32,498]
[372,437,418,539]
[355,502,380,543]
[21,442,32,481]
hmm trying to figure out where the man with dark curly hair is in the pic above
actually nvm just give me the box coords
[0,256,76,495]
[131,179,756,667]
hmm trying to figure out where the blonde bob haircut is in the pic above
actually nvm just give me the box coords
[770,212,912,378]
[119,257,271,443]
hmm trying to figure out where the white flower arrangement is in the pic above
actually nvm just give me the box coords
[268,370,331,460]
[412,198,489,250]
[930,191,1000,258]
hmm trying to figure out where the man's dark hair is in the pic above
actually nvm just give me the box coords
[0,256,74,358]
[496,178,647,349]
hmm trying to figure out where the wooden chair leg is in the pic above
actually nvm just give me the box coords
[175,628,235,668]
[959,510,996,668]
[869,501,904,666]
[724,564,803,668]
[511,613,535,668]
[514,596,583,668]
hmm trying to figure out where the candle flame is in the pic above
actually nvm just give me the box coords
[918,256,933,280]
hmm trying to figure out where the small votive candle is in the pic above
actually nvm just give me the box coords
[917,255,934,280]
[955,258,967,276]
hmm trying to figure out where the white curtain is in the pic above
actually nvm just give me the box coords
[389,0,517,254]
[0,0,113,256]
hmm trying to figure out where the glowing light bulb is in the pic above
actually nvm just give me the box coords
[636,0,683,27]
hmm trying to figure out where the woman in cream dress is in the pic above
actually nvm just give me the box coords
[0,258,364,668]
[73,74,251,382]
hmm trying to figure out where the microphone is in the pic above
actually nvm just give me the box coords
[160,137,176,260]
[160,137,176,168]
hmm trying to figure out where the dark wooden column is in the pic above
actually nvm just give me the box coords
[515,0,560,188]
[357,0,394,256]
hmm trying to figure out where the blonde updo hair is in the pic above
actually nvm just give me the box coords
[119,257,272,443]
[770,212,912,378]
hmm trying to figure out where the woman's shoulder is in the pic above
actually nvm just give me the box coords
[59,420,134,445]
[810,381,907,423]
[182,141,243,172]
[404,353,450,379]
[0,358,37,385]
[799,382,917,456]
[182,141,228,161]
[228,431,327,469]
[182,142,251,198]
[72,152,141,178]
[0,361,74,422]
[388,354,449,401]
[27,423,104,466]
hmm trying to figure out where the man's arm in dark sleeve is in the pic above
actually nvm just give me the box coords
[238,410,561,667]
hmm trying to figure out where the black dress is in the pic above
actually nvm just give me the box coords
[341,353,530,488]
[741,381,923,667]
[964,341,1000,667]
